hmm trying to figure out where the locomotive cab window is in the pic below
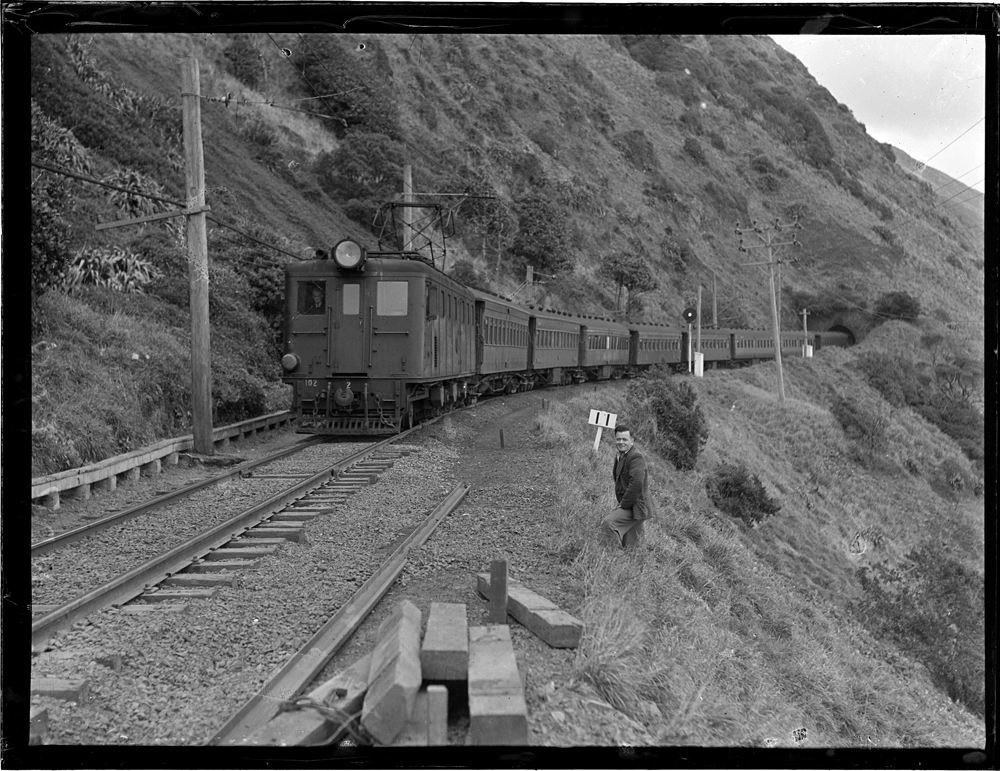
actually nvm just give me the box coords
[299,281,326,315]
[377,281,408,316]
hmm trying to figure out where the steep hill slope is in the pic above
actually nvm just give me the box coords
[29,32,984,473]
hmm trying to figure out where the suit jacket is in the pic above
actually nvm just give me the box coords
[613,447,655,521]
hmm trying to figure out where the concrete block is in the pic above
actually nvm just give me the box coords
[140,459,161,477]
[477,573,583,648]
[31,678,90,704]
[361,600,422,744]
[421,602,468,681]
[467,625,527,745]
[93,476,117,493]
[427,685,448,746]
[385,689,428,746]
[65,484,92,501]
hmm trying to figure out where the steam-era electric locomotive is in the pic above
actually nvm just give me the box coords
[281,240,850,435]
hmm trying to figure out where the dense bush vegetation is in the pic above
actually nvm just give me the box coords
[830,393,890,460]
[874,291,921,323]
[508,197,573,275]
[223,34,266,89]
[626,372,708,471]
[598,252,658,318]
[856,545,984,716]
[615,129,660,172]
[705,462,781,527]
[448,261,490,291]
[294,35,401,139]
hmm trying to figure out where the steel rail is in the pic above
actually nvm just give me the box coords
[31,431,417,651]
[208,481,471,747]
[31,435,329,557]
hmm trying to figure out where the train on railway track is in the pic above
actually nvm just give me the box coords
[281,240,850,435]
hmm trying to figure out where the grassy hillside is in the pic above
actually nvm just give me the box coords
[538,329,984,746]
[30,32,983,476]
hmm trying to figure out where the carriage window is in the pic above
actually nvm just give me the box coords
[300,281,326,315]
[377,281,408,316]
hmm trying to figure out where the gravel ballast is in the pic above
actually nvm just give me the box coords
[28,385,655,749]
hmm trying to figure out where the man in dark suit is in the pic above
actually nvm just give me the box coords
[603,423,654,549]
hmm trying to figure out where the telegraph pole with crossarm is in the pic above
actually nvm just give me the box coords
[735,216,803,404]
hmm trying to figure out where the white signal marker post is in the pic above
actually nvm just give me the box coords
[589,409,618,452]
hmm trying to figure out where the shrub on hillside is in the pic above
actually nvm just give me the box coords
[855,352,927,408]
[31,99,92,306]
[223,35,265,89]
[830,394,890,459]
[448,261,489,291]
[707,131,726,151]
[314,133,404,220]
[917,395,984,472]
[67,246,158,294]
[31,194,73,310]
[528,127,559,158]
[856,546,984,717]
[294,35,401,139]
[874,291,921,323]
[702,180,747,219]
[626,373,708,471]
[705,462,781,527]
[509,197,573,275]
[615,129,660,172]
[682,136,707,165]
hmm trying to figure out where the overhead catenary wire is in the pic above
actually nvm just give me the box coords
[885,177,985,235]
[32,157,309,262]
[841,114,985,220]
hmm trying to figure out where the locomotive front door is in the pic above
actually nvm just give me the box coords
[331,281,366,373]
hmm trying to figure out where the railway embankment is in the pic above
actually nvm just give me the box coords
[26,348,983,750]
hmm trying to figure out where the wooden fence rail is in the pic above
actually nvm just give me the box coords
[31,411,293,509]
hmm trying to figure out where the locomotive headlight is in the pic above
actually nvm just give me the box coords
[281,353,300,372]
[333,238,366,271]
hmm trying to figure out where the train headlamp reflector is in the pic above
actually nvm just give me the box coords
[333,239,366,270]
[281,353,300,372]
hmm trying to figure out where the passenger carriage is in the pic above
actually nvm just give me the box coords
[628,323,683,369]
[529,307,586,385]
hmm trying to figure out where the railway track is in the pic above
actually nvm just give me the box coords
[31,435,328,556]
[209,481,470,746]
[31,431,418,651]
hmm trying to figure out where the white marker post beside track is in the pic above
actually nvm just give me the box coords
[588,409,617,452]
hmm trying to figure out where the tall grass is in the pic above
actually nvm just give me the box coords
[538,359,983,747]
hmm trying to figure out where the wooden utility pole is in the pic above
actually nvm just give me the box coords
[402,164,414,252]
[712,270,718,329]
[736,217,803,404]
[801,307,810,358]
[181,56,214,455]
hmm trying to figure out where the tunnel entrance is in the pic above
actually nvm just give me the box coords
[827,324,856,345]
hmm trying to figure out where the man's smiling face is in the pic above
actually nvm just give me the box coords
[614,429,634,454]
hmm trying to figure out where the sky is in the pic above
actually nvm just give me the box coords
[769,35,986,194]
